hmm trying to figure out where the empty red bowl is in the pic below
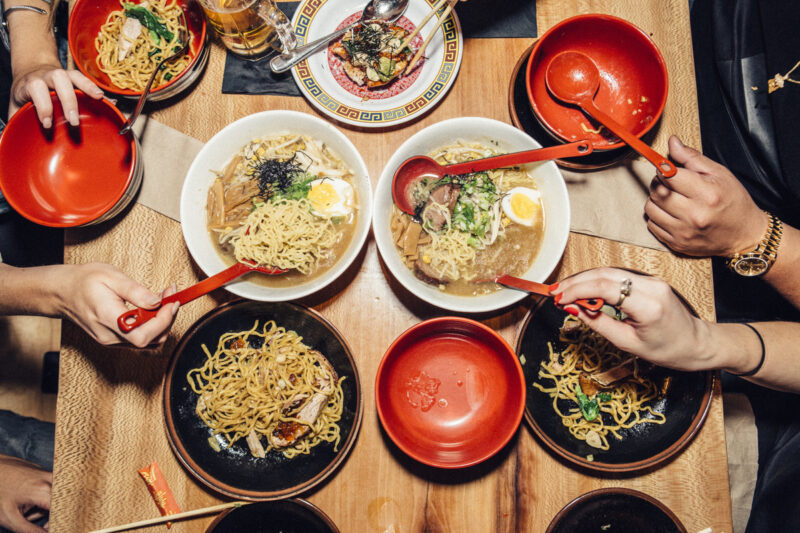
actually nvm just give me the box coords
[526,14,668,150]
[68,0,207,99]
[0,91,142,227]
[376,317,526,468]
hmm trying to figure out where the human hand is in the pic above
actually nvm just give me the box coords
[9,63,104,127]
[550,268,716,372]
[0,454,51,533]
[55,263,179,348]
[644,135,767,257]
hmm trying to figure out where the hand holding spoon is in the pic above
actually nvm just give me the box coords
[545,51,677,178]
[392,140,592,214]
[487,274,604,312]
[117,261,286,332]
[270,0,409,73]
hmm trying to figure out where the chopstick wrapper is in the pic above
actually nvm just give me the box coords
[138,461,181,528]
[132,118,666,250]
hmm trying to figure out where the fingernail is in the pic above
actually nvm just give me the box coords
[554,293,563,304]
[42,117,52,128]
[566,306,579,317]
[548,283,559,292]
[68,110,79,126]
[147,297,162,307]
[172,302,180,314]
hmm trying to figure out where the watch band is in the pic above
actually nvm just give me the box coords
[726,212,782,277]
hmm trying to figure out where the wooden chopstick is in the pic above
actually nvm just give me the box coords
[89,501,249,533]
[398,0,449,50]
[405,0,459,75]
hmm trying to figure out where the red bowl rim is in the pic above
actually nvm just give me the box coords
[68,0,207,97]
[525,13,669,151]
[375,316,526,469]
[0,91,137,227]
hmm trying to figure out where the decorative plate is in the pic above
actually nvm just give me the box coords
[290,0,463,128]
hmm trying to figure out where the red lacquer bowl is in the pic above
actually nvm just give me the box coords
[376,317,526,469]
[0,91,141,227]
[68,0,207,99]
[526,14,668,150]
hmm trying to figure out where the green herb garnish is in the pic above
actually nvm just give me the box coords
[124,3,174,42]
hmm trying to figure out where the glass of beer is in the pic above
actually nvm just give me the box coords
[197,0,297,61]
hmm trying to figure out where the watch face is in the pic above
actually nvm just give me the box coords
[733,256,769,276]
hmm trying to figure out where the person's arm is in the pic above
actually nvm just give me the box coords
[4,0,103,125]
[645,135,800,307]
[551,268,800,394]
[0,454,51,533]
[0,262,179,347]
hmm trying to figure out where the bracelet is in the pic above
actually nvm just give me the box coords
[2,4,47,21]
[730,323,766,377]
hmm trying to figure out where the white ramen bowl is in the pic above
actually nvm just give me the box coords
[181,110,372,302]
[373,117,570,313]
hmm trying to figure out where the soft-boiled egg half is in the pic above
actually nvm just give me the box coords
[501,187,542,226]
[307,178,355,218]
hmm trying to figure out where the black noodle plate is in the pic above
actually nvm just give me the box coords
[546,488,687,533]
[508,42,632,170]
[206,499,340,533]
[517,298,714,473]
[163,300,362,500]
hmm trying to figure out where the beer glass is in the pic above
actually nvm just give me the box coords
[197,0,296,60]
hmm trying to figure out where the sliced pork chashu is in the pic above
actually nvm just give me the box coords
[268,350,339,449]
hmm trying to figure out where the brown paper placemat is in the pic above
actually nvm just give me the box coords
[133,118,665,250]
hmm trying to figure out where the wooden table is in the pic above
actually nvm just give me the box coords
[53,1,734,531]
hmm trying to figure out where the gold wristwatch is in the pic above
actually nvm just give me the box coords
[726,212,782,276]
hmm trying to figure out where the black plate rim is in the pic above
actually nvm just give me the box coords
[545,487,688,533]
[204,497,341,533]
[163,299,364,501]
[516,296,715,474]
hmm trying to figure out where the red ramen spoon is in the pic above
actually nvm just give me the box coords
[117,261,286,332]
[545,51,677,178]
[486,274,604,312]
[392,140,593,215]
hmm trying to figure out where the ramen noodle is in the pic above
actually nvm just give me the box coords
[95,0,195,91]
[206,134,357,282]
[391,140,545,295]
[187,320,345,459]
[533,315,666,450]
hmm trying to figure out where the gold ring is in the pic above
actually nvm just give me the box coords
[616,278,632,306]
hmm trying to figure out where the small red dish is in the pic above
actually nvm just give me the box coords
[0,91,140,227]
[376,317,526,469]
[526,14,668,150]
[68,0,207,99]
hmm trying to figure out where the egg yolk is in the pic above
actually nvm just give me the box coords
[510,192,539,221]
[307,182,341,213]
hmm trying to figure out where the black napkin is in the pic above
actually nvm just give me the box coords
[221,0,537,95]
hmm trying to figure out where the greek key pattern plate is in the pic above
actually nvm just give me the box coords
[291,0,463,128]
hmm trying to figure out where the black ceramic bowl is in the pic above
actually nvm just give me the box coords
[206,499,340,533]
[164,300,362,500]
[517,298,713,473]
[546,488,687,533]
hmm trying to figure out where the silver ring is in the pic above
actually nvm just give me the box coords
[616,278,632,306]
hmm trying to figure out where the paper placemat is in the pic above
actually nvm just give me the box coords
[134,118,665,250]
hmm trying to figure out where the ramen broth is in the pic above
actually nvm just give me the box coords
[391,141,546,296]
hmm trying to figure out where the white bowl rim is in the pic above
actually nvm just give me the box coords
[372,116,571,313]
[180,109,373,302]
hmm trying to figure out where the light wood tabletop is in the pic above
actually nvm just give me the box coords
[53,1,733,531]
